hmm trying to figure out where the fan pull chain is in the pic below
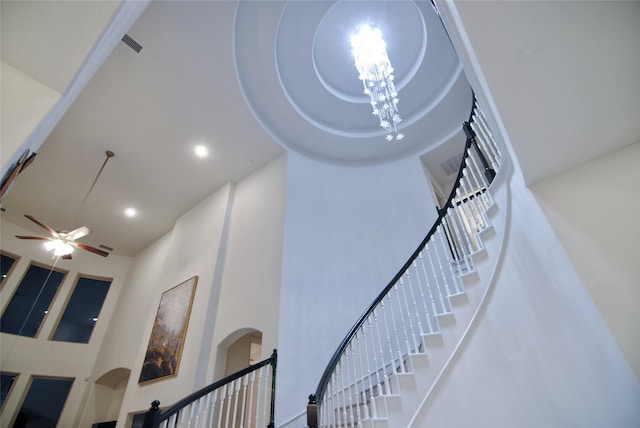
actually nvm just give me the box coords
[16,257,60,337]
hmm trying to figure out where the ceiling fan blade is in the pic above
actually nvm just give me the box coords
[66,226,90,241]
[24,215,56,235]
[15,235,53,241]
[74,242,109,257]
[62,254,72,260]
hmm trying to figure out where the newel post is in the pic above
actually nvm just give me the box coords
[307,394,318,428]
[464,121,496,183]
[268,349,277,428]
[142,400,160,428]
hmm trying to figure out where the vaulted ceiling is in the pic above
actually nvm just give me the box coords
[2,1,639,258]
[1,0,470,257]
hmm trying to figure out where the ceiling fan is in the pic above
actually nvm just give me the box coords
[15,214,109,259]
[12,150,115,260]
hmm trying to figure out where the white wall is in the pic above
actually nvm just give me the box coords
[438,1,640,186]
[105,156,286,426]
[0,220,132,428]
[91,232,173,383]
[113,183,233,424]
[208,154,287,382]
[276,152,438,426]
[531,141,640,380]
[0,154,287,427]
[0,61,61,164]
[413,171,640,427]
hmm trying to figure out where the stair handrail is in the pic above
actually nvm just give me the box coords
[143,349,277,428]
[309,97,496,413]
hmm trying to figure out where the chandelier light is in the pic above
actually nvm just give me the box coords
[351,25,404,141]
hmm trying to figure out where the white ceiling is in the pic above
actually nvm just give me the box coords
[1,0,122,94]
[448,0,640,185]
[3,1,638,259]
[1,0,470,257]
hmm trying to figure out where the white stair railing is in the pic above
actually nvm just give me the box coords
[142,350,277,428]
[308,100,502,428]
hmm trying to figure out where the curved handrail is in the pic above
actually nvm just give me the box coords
[143,349,277,428]
[311,97,497,407]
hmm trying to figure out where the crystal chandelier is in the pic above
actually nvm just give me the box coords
[351,25,404,141]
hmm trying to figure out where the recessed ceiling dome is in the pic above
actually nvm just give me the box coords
[234,0,472,165]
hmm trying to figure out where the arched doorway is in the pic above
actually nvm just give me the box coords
[224,331,262,376]
[83,367,131,427]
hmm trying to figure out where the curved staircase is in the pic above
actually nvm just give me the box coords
[308,102,511,428]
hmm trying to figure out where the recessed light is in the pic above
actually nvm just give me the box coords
[124,208,137,218]
[194,145,209,158]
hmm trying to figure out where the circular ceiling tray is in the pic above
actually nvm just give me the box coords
[234,0,472,165]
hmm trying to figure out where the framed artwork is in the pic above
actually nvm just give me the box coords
[139,276,198,384]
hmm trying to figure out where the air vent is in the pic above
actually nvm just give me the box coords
[121,34,143,53]
[98,244,114,252]
[439,153,464,176]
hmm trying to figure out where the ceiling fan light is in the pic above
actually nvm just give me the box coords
[44,239,74,256]
[55,243,74,256]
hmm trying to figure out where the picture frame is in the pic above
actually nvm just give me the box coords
[138,276,198,384]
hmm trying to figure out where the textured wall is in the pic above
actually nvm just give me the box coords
[532,142,640,380]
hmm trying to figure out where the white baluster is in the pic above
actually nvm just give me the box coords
[347,341,362,426]
[372,307,392,392]
[344,355,354,426]
[354,330,368,421]
[337,359,349,426]
[224,382,234,428]
[387,292,406,374]
[380,299,401,376]
[239,374,248,428]
[231,379,240,428]
[448,209,474,275]
[431,231,454,301]
[417,254,438,332]
[406,267,427,337]
[438,225,463,295]
[177,404,188,428]
[260,367,270,428]
[360,391,369,420]
[360,325,378,418]
[216,384,225,428]
[425,243,447,315]
[456,190,480,252]
[475,106,501,166]
[447,205,472,256]
[188,397,200,428]
[204,390,215,428]
[366,316,384,397]
[465,151,489,211]
[329,371,339,427]
[471,117,500,170]
[245,371,254,428]
[460,172,484,232]
[399,277,420,353]
[167,413,177,428]
[441,216,461,262]
[387,283,409,373]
